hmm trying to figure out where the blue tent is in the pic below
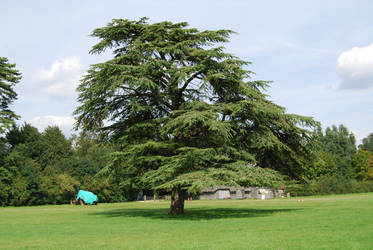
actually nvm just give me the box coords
[76,190,98,205]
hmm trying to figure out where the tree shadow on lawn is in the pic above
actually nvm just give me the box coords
[92,207,301,221]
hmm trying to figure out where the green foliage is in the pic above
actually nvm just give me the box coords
[315,124,358,178]
[359,133,373,153]
[4,149,43,205]
[0,57,21,133]
[352,149,373,181]
[56,173,79,201]
[72,132,114,178]
[39,126,74,171]
[302,150,338,179]
[0,166,16,205]
[74,18,319,202]
[6,123,44,159]
[0,165,29,206]
[39,165,60,204]
[323,124,356,157]
[1,124,74,205]
[286,175,373,196]
[0,138,10,166]
[0,122,132,206]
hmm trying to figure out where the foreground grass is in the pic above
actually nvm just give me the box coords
[1,193,373,249]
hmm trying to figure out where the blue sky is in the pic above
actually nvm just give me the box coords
[2,0,373,143]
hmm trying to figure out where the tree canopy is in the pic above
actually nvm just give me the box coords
[0,57,21,133]
[74,18,319,214]
[359,133,373,153]
[0,124,118,206]
[322,125,356,157]
[319,124,357,178]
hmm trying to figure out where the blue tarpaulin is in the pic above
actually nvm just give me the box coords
[76,190,98,204]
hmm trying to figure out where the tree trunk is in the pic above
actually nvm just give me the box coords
[169,187,185,215]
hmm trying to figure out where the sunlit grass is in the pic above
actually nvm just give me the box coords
[1,193,373,249]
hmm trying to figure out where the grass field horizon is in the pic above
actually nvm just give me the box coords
[1,193,373,249]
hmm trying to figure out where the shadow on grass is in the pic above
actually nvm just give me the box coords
[92,207,301,221]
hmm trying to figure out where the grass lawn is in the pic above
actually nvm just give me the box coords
[1,193,373,249]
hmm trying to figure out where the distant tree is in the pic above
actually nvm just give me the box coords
[72,132,113,178]
[352,149,373,181]
[40,126,73,171]
[323,125,356,157]
[0,57,21,133]
[359,133,373,153]
[0,137,10,166]
[0,166,15,206]
[0,124,44,206]
[0,165,29,206]
[56,173,79,202]
[74,18,318,214]
[39,165,59,204]
[303,150,338,179]
[2,124,77,205]
[6,123,44,159]
[321,125,357,178]
[4,149,43,205]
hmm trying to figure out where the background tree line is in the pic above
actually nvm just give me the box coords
[286,125,373,195]
[0,122,372,206]
[0,123,128,206]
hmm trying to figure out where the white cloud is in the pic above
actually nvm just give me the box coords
[337,43,373,89]
[34,56,82,81]
[29,115,76,136]
[43,80,78,98]
[33,56,83,99]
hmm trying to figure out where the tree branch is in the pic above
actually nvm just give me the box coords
[179,70,204,93]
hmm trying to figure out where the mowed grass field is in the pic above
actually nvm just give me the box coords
[1,193,373,249]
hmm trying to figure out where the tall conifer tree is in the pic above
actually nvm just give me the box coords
[75,18,318,214]
[0,57,21,133]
